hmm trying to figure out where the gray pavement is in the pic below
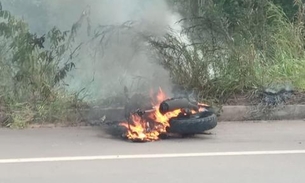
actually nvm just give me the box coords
[0,120,305,183]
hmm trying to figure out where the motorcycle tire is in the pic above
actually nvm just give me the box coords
[167,111,217,134]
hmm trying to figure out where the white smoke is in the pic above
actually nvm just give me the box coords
[2,0,192,101]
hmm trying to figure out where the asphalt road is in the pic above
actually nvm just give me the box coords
[0,120,305,183]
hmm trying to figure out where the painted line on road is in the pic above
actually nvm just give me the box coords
[1,150,305,164]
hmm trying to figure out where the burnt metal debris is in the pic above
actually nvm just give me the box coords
[260,87,293,106]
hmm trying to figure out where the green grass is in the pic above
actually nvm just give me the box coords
[0,2,88,128]
[148,0,305,103]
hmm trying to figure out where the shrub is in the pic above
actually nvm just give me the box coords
[0,2,87,127]
[153,0,305,103]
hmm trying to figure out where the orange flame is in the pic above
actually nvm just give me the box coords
[120,88,206,142]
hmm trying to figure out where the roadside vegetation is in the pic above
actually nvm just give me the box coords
[1,0,305,127]
[0,2,88,128]
[162,0,305,104]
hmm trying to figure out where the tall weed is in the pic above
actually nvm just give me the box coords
[0,2,87,127]
[152,0,305,102]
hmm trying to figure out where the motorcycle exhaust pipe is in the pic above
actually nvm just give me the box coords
[159,98,199,115]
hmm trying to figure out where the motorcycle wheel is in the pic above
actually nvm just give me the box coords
[167,111,217,134]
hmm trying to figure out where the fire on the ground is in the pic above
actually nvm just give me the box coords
[120,88,207,142]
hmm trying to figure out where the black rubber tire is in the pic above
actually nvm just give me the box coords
[167,112,217,134]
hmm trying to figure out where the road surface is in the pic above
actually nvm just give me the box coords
[0,120,305,183]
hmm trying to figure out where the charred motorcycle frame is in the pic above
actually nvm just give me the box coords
[123,96,218,142]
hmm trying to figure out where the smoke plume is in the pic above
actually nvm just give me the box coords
[2,0,185,102]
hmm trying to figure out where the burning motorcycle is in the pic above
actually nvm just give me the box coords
[120,88,217,142]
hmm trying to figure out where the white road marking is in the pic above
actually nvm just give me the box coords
[1,150,305,164]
